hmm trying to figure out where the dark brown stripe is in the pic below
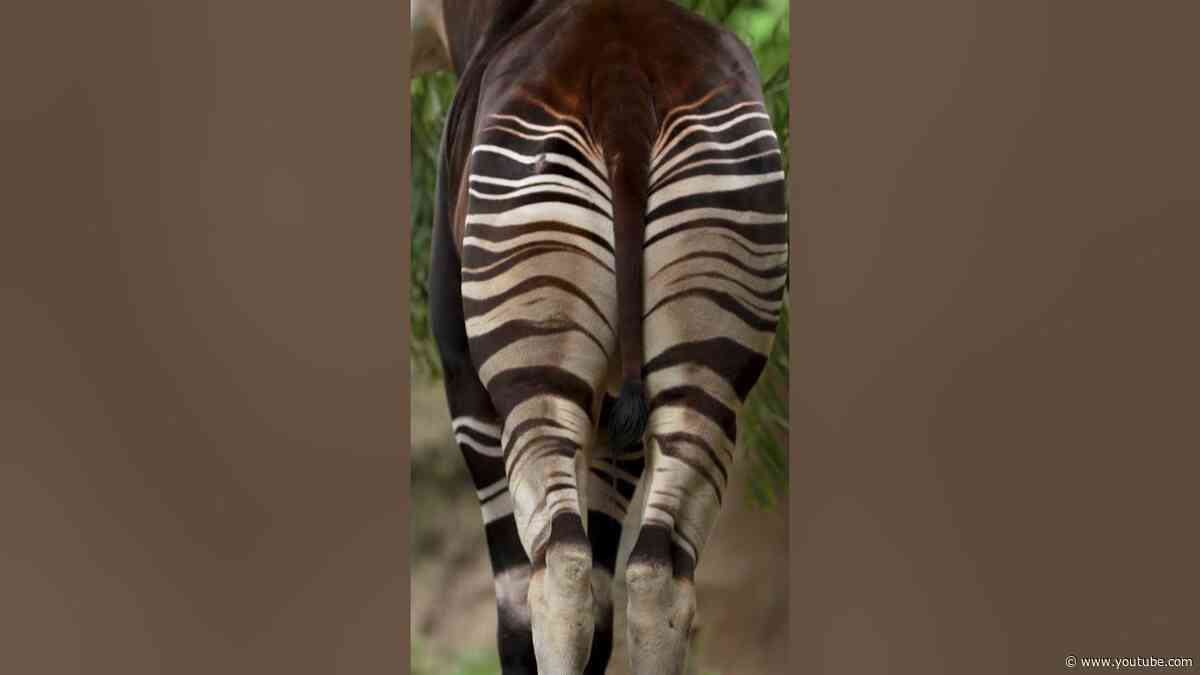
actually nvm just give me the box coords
[643,218,787,250]
[544,482,575,495]
[649,385,738,445]
[463,275,614,333]
[503,415,569,458]
[488,366,596,429]
[668,270,785,303]
[508,435,581,479]
[459,447,507,488]
[653,114,773,170]
[468,183,609,219]
[462,240,615,277]
[626,521,697,580]
[456,425,501,446]
[477,127,608,189]
[479,486,509,506]
[464,220,613,254]
[654,249,788,282]
[642,337,768,401]
[652,432,727,503]
[469,318,610,371]
[650,148,783,191]
[646,177,785,222]
[483,515,531,575]
[645,287,779,332]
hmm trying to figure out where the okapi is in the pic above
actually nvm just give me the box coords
[411,1,787,672]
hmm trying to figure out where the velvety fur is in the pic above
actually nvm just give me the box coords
[412,2,786,672]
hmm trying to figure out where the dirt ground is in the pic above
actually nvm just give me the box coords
[411,380,789,674]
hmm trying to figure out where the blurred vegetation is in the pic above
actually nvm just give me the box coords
[412,635,501,675]
[411,0,789,508]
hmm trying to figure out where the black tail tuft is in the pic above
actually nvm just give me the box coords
[607,378,648,450]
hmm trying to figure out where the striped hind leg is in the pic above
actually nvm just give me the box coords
[621,362,740,675]
[444,374,537,674]
[434,296,537,667]
[486,384,601,675]
[461,95,624,672]
[584,394,648,674]
[463,223,615,673]
[463,211,615,673]
[431,191,538,673]
[624,89,788,674]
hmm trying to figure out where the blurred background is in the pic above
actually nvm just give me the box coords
[409,1,791,672]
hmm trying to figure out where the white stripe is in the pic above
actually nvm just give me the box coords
[643,225,788,257]
[481,490,515,524]
[642,503,676,529]
[644,363,740,406]
[650,129,778,185]
[462,230,615,270]
[653,100,764,157]
[456,433,503,457]
[465,202,614,246]
[477,478,508,502]
[462,273,614,344]
[476,332,610,392]
[486,120,598,158]
[484,121,608,177]
[501,396,591,458]
[647,171,785,213]
[463,239,613,279]
[658,276,783,319]
[672,530,698,565]
[460,243,616,306]
[469,184,613,217]
[471,145,611,199]
[647,250,787,296]
[653,149,781,187]
[452,416,502,437]
[644,207,787,244]
[644,303,775,361]
[652,111,771,165]
[522,101,601,153]
[470,173,612,207]
[490,114,602,163]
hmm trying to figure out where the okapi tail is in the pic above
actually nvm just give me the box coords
[591,50,657,451]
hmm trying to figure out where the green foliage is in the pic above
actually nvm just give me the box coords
[410,0,790,506]
[411,635,502,675]
[411,71,458,377]
[676,0,790,510]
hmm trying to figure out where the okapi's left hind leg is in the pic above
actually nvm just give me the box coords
[431,204,537,674]
[443,368,538,674]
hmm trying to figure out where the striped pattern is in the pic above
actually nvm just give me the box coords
[417,3,790,671]
[639,92,788,567]
[454,416,516,524]
[458,91,786,568]
[462,101,619,559]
